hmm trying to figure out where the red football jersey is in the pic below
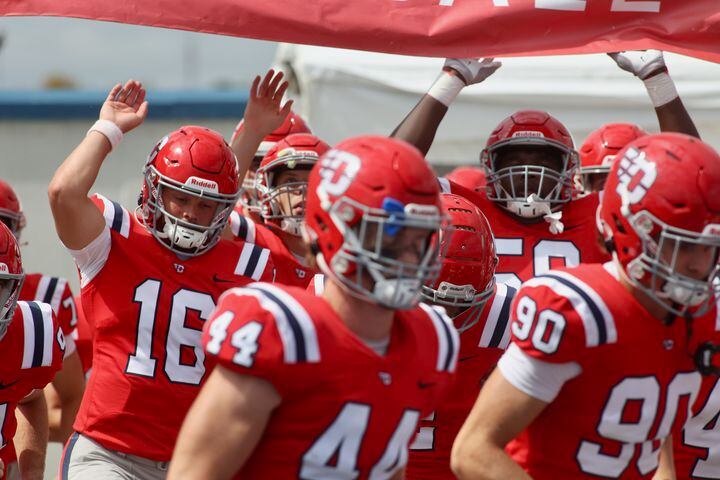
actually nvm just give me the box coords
[675,308,720,479]
[203,282,459,479]
[19,273,77,343]
[440,179,610,290]
[230,208,315,288]
[407,282,517,479]
[72,195,274,461]
[501,262,702,479]
[0,301,64,466]
[72,295,93,376]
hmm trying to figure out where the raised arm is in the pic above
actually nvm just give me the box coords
[609,50,699,138]
[48,80,148,250]
[230,70,293,180]
[391,58,501,156]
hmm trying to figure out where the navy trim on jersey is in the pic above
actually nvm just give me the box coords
[540,273,608,345]
[488,285,517,348]
[42,277,58,304]
[247,286,307,362]
[236,214,249,241]
[27,302,46,368]
[243,245,263,279]
[110,200,124,233]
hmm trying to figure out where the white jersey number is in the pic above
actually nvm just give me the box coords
[126,279,215,385]
[577,372,701,477]
[301,403,420,479]
[495,239,580,290]
[683,378,720,478]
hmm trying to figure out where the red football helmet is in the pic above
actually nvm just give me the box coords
[0,179,26,240]
[305,136,447,310]
[0,222,23,339]
[576,123,648,194]
[139,126,241,256]
[600,133,720,317]
[232,112,312,215]
[481,110,579,230]
[256,133,330,236]
[445,166,487,191]
[422,194,497,332]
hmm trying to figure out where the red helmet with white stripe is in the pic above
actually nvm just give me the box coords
[576,123,648,194]
[140,126,241,256]
[305,136,447,310]
[481,110,579,227]
[0,222,23,340]
[0,180,26,240]
[422,194,497,332]
[256,133,330,236]
[600,133,720,317]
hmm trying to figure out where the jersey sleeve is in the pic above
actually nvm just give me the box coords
[233,241,275,283]
[68,194,131,287]
[16,301,66,390]
[229,209,260,245]
[203,286,294,397]
[508,280,589,364]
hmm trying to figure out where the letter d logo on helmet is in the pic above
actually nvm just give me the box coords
[615,148,657,205]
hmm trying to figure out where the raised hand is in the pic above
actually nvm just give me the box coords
[242,70,293,136]
[443,58,502,86]
[608,50,667,80]
[100,80,149,133]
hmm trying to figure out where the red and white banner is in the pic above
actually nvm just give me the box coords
[1,0,719,62]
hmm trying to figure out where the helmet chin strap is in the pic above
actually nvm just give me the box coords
[657,282,708,308]
[506,194,564,234]
[159,214,208,250]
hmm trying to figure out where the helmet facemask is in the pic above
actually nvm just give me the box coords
[140,166,238,257]
[322,197,448,310]
[576,165,612,195]
[238,155,264,215]
[624,211,720,318]
[257,155,316,237]
[485,141,578,218]
[422,276,495,333]
[0,209,26,241]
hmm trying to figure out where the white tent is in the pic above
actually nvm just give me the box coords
[275,44,720,167]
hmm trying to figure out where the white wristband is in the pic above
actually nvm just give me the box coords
[643,73,678,108]
[427,72,465,107]
[87,119,124,150]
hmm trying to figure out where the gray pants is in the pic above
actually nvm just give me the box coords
[61,433,169,480]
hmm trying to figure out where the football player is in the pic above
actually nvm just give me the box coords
[229,133,329,286]
[576,123,648,195]
[407,193,515,479]
[0,222,65,479]
[444,165,486,191]
[392,51,698,291]
[0,180,85,444]
[49,80,274,479]
[229,111,311,223]
[168,136,459,479]
[226,73,329,288]
[451,133,720,479]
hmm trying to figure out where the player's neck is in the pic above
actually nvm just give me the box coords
[279,230,309,259]
[322,280,394,342]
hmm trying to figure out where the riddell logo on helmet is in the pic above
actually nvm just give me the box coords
[186,177,219,193]
[0,263,7,274]
[512,131,545,138]
[703,224,720,236]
